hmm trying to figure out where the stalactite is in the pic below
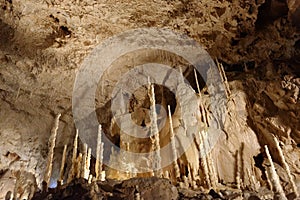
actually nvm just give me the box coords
[167,105,180,180]
[199,130,211,189]
[81,143,88,179]
[148,79,162,177]
[58,144,67,186]
[265,145,287,200]
[67,130,79,183]
[95,125,103,180]
[43,113,61,190]
[273,136,299,197]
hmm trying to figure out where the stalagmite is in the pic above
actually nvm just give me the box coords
[216,59,231,98]
[100,171,106,181]
[88,174,93,184]
[81,143,88,179]
[72,130,79,163]
[84,147,92,180]
[76,153,83,179]
[15,87,20,100]
[148,79,162,177]
[5,191,13,200]
[168,105,180,180]
[206,153,216,189]
[235,150,241,190]
[187,164,198,189]
[43,113,61,190]
[179,66,185,84]
[204,106,210,127]
[265,168,273,191]
[194,68,201,94]
[58,144,67,186]
[135,186,141,200]
[202,130,217,189]
[199,131,211,188]
[95,125,103,180]
[264,145,287,200]
[179,182,184,188]
[191,167,199,189]
[187,164,193,183]
[135,191,141,200]
[67,130,79,183]
[194,69,208,126]
[163,171,170,179]
[209,155,218,188]
[247,169,253,190]
[247,169,260,191]
[183,176,189,188]
[273,136,299,197]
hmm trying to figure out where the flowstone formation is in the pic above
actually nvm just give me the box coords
[0,0,299,200]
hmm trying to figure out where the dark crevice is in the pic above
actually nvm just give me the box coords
[49,14,60,23]
[59,26,72,36]
[255,0,288,29]
[0,19,15,51]
[253,153,267,180]
[218,60,256,72]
